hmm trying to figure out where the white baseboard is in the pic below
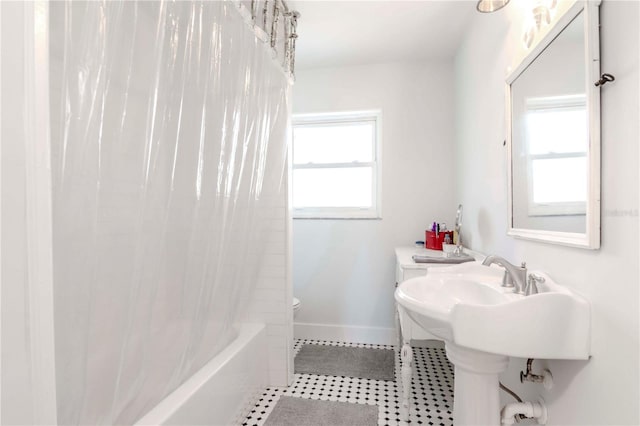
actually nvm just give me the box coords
[294,322,397,346]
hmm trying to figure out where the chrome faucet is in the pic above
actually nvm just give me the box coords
[481,255,527,294]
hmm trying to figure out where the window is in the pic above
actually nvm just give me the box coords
[292,111,381,219]
[524,95,587,216]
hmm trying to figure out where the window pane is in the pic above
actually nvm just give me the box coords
[526,108,587,155]
[293,122,374,164]
[293,167,373,208]
[532,157,587,203]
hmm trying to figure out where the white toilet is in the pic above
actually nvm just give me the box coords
[293,297,301,319]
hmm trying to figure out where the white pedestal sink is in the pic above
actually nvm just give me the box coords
[394,262,590,425]
[445,342,508,425]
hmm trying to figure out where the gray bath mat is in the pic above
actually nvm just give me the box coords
[295,344,395,381]
[264,396,378,426]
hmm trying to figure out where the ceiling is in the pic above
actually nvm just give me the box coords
[289,0,478,70]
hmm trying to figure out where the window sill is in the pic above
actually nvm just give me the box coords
[293,209,381,220]
[293,216,383,220]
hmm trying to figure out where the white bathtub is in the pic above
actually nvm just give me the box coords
[135,323,268,426]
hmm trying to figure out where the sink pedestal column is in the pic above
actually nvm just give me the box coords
[445,343,509,426]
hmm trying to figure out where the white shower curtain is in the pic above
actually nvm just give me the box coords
[49,1,290,424]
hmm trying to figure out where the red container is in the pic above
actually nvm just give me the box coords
[425,230,453,251]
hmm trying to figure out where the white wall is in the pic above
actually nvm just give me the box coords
[1,2,58,424]
[1,6,34,421]
[292,61,456,344]
[454,1,639,424]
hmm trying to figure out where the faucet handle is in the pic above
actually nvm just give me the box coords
[525,273,545,296]
[529,273,545,283]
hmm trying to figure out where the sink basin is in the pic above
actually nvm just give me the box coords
[395,261,590,360]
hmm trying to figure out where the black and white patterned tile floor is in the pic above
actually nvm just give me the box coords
[243,339,454,426]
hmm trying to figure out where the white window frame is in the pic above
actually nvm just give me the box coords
[525,95,587,217]
[292,110,382,219]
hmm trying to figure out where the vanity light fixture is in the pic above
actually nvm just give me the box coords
[476,0,510,13]
[531,0,558,29]
[523,0,559,48]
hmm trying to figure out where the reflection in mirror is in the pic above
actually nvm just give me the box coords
[507,0,601,249]
[511,11,586,233]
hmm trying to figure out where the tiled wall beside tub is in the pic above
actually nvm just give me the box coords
[245,189,294,387]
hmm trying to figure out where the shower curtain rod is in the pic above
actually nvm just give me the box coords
[247,0,300,77]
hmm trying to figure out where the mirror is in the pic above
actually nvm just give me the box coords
[506,1,601,249]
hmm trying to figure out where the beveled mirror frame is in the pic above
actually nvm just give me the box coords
[506,0,601,249]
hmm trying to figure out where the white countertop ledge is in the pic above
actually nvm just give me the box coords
[395,246,483,270]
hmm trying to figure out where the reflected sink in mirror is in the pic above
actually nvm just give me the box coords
[394,262,590,360]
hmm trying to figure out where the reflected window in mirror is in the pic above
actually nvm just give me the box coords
[525,94,587,217]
